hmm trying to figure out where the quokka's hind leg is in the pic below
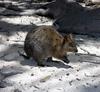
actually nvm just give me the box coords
[36,58,45,66]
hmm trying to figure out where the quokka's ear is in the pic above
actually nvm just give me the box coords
[64,33,73,39]
[69,33,73,39]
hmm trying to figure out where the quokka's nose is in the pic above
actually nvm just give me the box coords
[75,48,78,52]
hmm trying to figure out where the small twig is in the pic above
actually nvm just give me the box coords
[9,40,24,42]
[75,53,100,58]
[80,47,90,54]
[69,80,73,86]
[33,85,40,89]
[0,53,8,58]
[77,44,90,54]
[84,73,100,77]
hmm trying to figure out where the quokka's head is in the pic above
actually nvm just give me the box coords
[62,34,78,53]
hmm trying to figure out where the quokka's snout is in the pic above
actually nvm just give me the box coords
[74,47,78,52]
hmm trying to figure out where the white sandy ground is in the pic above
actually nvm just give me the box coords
[0,16,100,92]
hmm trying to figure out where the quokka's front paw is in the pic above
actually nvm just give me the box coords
[62,56,70,64]
[37,63,45,67]
[37,60,45,67]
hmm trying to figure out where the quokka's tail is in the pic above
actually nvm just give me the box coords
[18,51,30,59]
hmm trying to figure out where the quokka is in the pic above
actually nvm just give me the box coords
[23,25,78,66]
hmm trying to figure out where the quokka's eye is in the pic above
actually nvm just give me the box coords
[69,43,75,47]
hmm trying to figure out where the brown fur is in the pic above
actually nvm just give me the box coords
[24,25,78,66]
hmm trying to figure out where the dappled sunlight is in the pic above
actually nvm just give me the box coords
[1,29,100,91]
[0,20,100,91]
[0,1,100,91]
[1,16,52,25]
